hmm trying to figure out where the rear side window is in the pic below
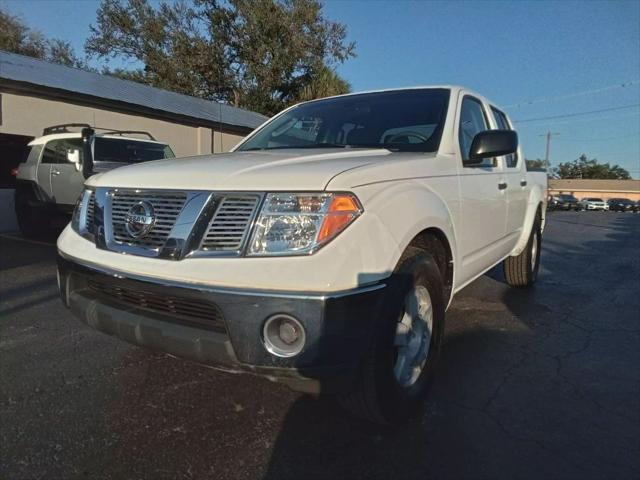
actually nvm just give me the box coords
[491,108,518,168]
[94,138,173,163]
[41,139,83,164]
[459,96,493,167]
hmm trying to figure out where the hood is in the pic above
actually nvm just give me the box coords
[85,148,396,191]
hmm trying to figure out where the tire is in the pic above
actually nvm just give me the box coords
[338,247,446,424]
[15,189,50,238]
[504,214,541,287]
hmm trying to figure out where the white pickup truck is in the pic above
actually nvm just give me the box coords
[57,86,547,423]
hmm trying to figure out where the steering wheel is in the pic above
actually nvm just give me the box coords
[386,131,430,144]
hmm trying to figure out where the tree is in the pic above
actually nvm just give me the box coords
[293,65,350,103]
[553,154,631,180]
[525,158,547,171]
[0,7,85,68]
[85,0,355,115]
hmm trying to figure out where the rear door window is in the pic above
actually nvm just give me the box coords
[41,139,83,164]
[491,108,518,168]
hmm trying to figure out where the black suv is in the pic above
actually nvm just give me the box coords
[549,194,579,211]
[608,198,635,212]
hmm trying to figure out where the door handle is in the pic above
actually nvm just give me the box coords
[520,180,527,187]
[498,182,507,190]
[51,169,61,176]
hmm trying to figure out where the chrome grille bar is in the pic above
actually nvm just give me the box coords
[200,195,260,252]
[110,190,187,249]
[92,188,262,259]
[86,191,95,231]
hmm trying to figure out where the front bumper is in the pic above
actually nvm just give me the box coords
[559,203,577,210]
[612,205,634,211]
[57,253,389,393]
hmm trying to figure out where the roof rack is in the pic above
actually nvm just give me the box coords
[100,130,156,141]
[42,123,92,135]
[42,124,156,141]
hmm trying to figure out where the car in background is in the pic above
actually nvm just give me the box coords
[548,194,579,211]
[579,197,609,211]
[15,123,175,237]
[608,198,635,212]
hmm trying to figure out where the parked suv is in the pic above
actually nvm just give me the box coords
[549,194,579,211]
[15,124,174,237]
[608,198,635,212]
[57,87,547,423]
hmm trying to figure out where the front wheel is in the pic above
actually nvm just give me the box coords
[15,189,51,238]
[338,247,446,424]
[504,215,541,287]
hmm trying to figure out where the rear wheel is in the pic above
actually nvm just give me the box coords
[15,189,50,238]
[504,214,541,287]
[338,247,446,424]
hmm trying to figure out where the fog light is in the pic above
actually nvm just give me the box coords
[263,314,306,357]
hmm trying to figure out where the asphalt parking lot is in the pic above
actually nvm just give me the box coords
[1,211,639,480]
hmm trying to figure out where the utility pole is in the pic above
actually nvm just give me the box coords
[539,131,560,171]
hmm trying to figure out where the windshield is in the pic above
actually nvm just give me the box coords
[237,89,451,153]
[587,198,603,202]
[559,195,576,201]
[94,137,175,163]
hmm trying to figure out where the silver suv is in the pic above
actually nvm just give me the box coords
[15,124,174,237]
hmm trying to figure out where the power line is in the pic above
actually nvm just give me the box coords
[504,81,639,109]
[513,103,640,123]
[515,109,640,128]
[555,132,640,142]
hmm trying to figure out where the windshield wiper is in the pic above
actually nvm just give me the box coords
[241,143,423,152]
[242,143,349,151]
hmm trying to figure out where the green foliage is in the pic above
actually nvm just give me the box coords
[293,65,351,103]
[0,6,86,68]
[85,0,356,115]
[525,158,547,171]
[553,154,631,180]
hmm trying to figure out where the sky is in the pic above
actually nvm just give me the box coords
[2,0,640,176]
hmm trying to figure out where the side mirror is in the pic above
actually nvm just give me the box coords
[465,130,518,166]
[67,149,81,171]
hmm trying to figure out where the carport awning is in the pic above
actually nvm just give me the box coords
[0,51,268,130]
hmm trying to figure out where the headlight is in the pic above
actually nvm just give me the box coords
[71,189,93,237]
[248,192,362,256]
[71,192,84,233]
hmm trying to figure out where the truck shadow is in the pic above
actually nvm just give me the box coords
[258,213,640,480]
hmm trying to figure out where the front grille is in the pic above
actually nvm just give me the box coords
[86,191,95,232]
[200,195,260,251]
[110,190,187,249]
[87,278,225,331]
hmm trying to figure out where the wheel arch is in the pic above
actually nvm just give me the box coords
[15,179,49,204]
[510,185,545,256]
[405,227,454,306]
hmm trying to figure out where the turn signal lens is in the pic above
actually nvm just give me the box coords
[318,195,361,242]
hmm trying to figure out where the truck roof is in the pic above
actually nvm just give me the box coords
[28,132,169,146]
[297,85,501,108]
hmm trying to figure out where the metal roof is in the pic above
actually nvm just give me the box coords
[549,179,640,192]
[0,50,268,130]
